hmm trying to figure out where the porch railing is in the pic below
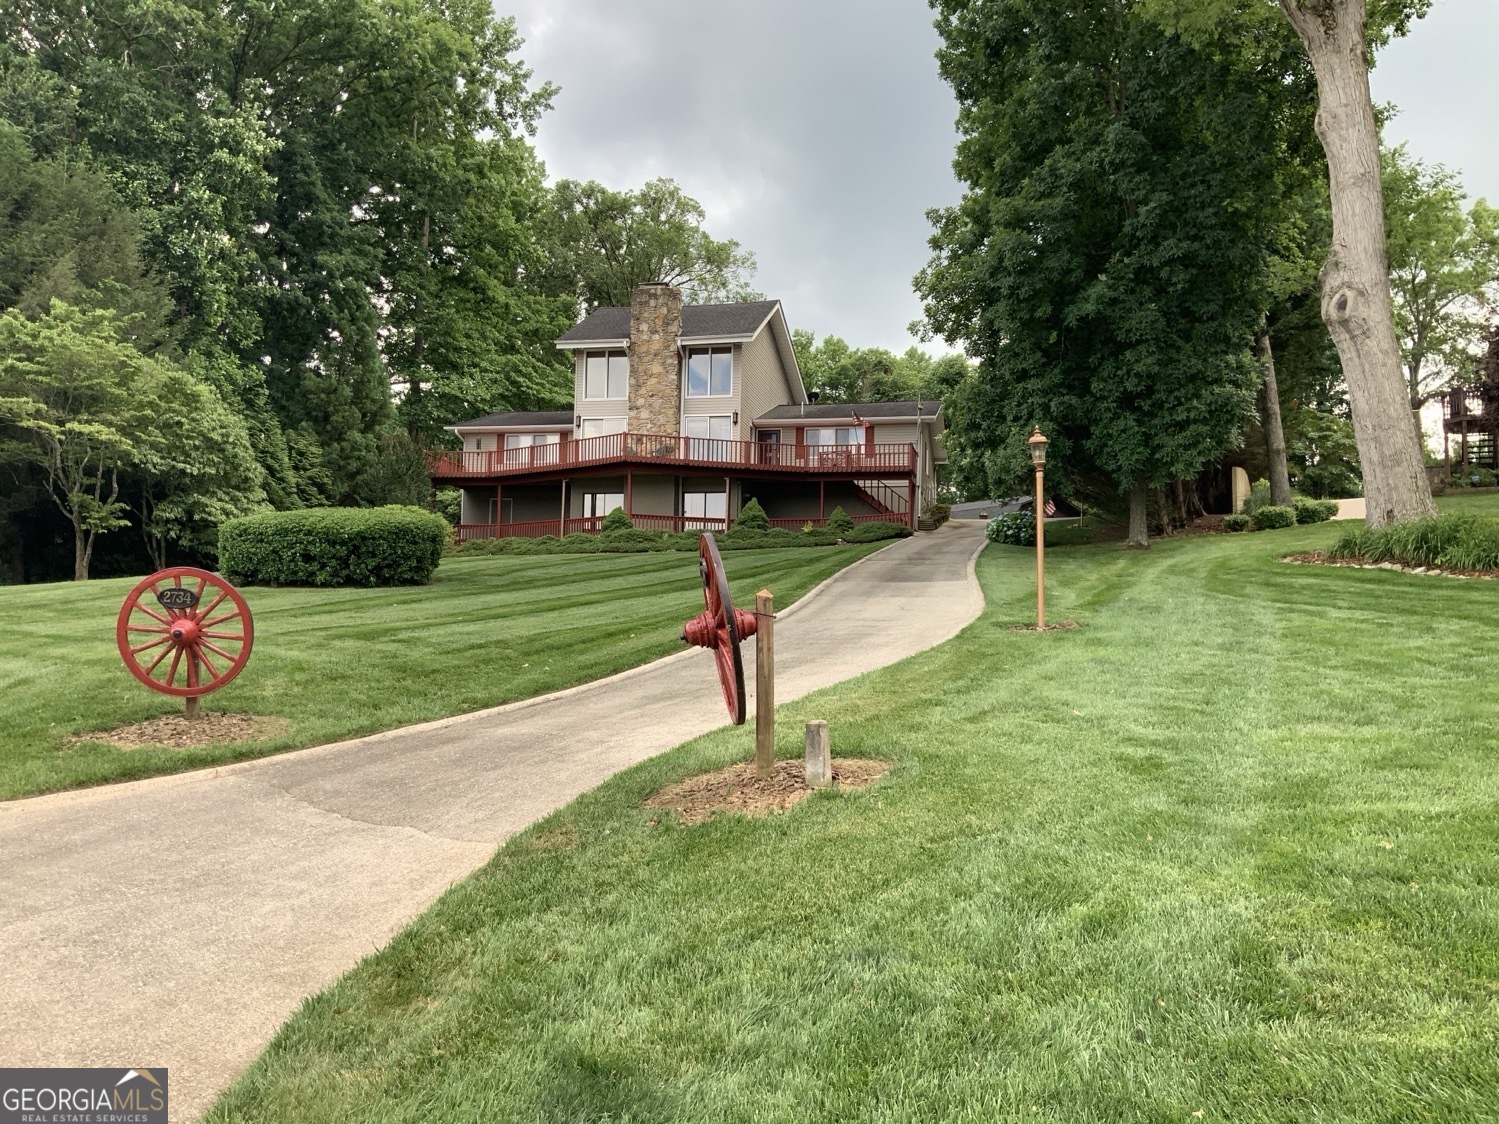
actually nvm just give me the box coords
[454,510,905,542]
[429,431,917,479]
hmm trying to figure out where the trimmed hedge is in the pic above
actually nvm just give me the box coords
[600,507,633,532]
[1251,505,1296,531]
[219,505,448,586]
[449,521,912,557]
[733,498,771,532]
[826,506,855,535]
[1328,513,1499,571]
[1293,497,1339,524]
[1223,513,1250,532]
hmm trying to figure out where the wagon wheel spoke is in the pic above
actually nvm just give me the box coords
[199,640,237,665]
[130,635,172,656]
[198,589,230,620]
[132,602,171,626]
[144,644,175,676]
[193,646,223,681]
[199,609,241,630]
[163,647,183,688]
[200,631,244,641]
[126,624,169,634]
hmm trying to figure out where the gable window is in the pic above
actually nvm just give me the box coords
[686,347,733,397]
[805,426,864,447]
[584,351,628,399]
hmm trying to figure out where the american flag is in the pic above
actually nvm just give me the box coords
[1043,498,1057,517]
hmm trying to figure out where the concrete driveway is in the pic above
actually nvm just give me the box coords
[0,521,986,1121]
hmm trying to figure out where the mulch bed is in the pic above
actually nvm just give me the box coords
[645,758,889,825]
[1007,620,1080,632]
[1283,551,1499,581]
[70,711,291,750]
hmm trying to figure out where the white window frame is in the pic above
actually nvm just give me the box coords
[682,489,728,527]
[582,492,625,518]
[583,350,629,400]
[685,347,733,398]
[684,414,733,460]
[804,426,865,447]
[503,431,560,465]
[580,417,628,439]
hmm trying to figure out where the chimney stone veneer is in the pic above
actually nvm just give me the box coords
[628,283,683,435]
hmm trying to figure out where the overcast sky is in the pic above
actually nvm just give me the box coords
[507,0,1497,355]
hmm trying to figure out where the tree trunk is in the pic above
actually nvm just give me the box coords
[72,515,89,581]
[1279,0,1436,527]
[1126,479,1150,548]
[1258,330,1294,507]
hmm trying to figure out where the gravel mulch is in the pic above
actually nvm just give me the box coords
[70,712,291,750]
[645,758,888,825]
[1283,551,1498,581]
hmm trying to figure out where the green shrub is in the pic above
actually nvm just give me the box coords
[1223,513,1251,532]
[1242,479,1273,518]
[599,507,633,532]
[1251,505,1296,531]
[987,510,1035,546]
[1293,497,1339,524]
[846,520,913,543]
[446,520,911,558]
[1449,466,1498,489]
[826,506,855,535]
[219,506,448,586]
[924,502,952,527]
[733,498,771,532]
[1328,513,1499,571]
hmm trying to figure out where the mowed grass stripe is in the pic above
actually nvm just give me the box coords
[210,498,1499,1122]
[0,545,884,799]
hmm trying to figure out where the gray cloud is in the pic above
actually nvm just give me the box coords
[507,0,964,353]
[506,0,1495,356]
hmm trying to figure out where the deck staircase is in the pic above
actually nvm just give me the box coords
[854,480,909,521]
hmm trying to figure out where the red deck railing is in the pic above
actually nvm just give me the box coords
[429,431,916,480]
[454,510,907,542]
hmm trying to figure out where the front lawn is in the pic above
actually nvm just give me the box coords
[0,545,883,799]
[213,500,1499,1122]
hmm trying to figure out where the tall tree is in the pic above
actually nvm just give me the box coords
[919,0,1307,544]
[1277,0,1437,525]
[541,178,760,310]
[1382,145,1499,412]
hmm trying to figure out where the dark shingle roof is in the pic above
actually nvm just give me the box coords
[754,400,943,422]
[450,410,573,429]
[556,300,780,344]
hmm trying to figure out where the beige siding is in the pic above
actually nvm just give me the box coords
[871,421,918,447]
[630,474,676,516]
[573,350,628,435]
[680,344,740,434]
[738,328,794,441]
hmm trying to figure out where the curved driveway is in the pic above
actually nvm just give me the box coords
[0,521,985,1120]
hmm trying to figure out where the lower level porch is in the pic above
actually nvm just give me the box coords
[452,472,915,542]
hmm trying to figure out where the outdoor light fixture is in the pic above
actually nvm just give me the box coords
[574,414,581,428]
[1028,426,1049,628]
[1028,426,1048,466]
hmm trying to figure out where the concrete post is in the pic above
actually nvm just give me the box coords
[804,720,830,788]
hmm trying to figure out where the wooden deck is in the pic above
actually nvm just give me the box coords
[428,431,917,483]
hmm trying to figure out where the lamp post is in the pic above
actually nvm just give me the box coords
[1027,427,1048,629]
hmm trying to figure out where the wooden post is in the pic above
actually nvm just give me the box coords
[818,479,825,523]
[559,479,567,536]
[626,468,633,520]
[804,720,830,788]
[185,695,199,721]
[755,589,775,778]
[1035,464,1046,629]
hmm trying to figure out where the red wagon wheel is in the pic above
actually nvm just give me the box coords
[680,533,757,725]
[115,567,254,699]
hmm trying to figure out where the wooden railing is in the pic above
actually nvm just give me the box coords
[454,510,907,542]
[429,432,917,479]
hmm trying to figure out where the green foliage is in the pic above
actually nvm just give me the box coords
[539,178,759,310]
[1292,497,1338,524]
[432,487,462,525]
[1449,466,1498,489]
[1329,514,1499,571]
[791,330,970,405]
[1242,479,1274,518]
[925,502,952,527]
[733,498,770,532]
[1383,145,1499,409]
[599,507,634,533]
[450,522,911,557]
[986,510,1035,546]
[825,506,855,535]
[1250,504,1296,531]
[218,506,447,587]
[1223,513,1251,532]
[918,0,1316,522]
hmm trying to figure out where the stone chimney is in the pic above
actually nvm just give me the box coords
[627,282,683,435]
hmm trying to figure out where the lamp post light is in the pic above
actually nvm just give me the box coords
[1027,427,1048,629]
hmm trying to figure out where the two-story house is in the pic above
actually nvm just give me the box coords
[428,283,946,539]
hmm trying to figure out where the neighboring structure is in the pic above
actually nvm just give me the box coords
[1442,383,1498,472]
[428,284,947,539]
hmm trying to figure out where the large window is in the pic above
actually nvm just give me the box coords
[805,426,865,446]
[582,492,625,518]
[584,351,628,399]
[685,348,732,397]
[684,414,733,459]
[683,490,727,528]
[580,417,628,439]
[503,432,560,465]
